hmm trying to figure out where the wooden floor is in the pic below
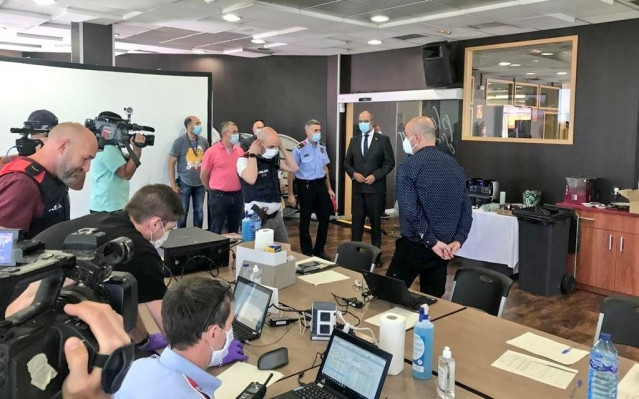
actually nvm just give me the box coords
[285,217,639,362]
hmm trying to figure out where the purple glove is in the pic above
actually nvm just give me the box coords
[136,333,169,353]
[222,339,248,365]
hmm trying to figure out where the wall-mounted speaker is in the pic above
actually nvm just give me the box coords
[422,41,456,88]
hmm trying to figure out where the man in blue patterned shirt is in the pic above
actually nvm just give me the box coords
[386,116,472,297]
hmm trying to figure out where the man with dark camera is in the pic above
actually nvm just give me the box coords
[89,111,145,213]
[0,122,98,238]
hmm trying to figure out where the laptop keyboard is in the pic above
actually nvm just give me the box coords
[411,293,437,309]
[232,321,257,343]
[293,384,339,399]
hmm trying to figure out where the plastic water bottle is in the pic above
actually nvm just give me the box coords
[249,212,262,241]
[249,265,262,284]
[412,304,434,380]
[239,262,251,280]
[587,332,618,399]
[437,346,455,398]
[241,211,251,242]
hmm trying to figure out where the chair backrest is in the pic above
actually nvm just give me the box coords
[450,266,514,317]
[594,296,639,348]
[334,241,381,272]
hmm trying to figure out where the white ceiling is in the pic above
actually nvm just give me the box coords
[0,0,637,57]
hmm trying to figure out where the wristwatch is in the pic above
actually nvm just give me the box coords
[247,153,257,158]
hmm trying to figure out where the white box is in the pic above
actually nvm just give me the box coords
[235,245,287,280]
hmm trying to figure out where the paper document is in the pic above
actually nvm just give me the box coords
[216,362,283,398]
[619,363,639,399]
[491,350,578,389]
[365,307,418,330]
[296,256,334,268]
[506,332,588,365]
[298,270,349,286]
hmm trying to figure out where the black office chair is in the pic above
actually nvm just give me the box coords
[334,241,381,272]
[594,296,639,348]
[450,266,514,317]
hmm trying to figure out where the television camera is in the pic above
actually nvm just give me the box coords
[9,110,58,157]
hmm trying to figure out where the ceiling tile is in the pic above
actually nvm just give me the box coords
[119,27,200,45]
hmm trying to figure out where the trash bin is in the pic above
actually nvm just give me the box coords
[513,205,574,296]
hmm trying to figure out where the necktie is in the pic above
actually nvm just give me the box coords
[363,133,369,157]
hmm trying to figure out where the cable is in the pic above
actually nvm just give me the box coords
[336,311,376,344]
[244,322,294,346]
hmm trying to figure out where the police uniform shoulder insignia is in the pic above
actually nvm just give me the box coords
[320,147,325,153]
[297,141,307,149]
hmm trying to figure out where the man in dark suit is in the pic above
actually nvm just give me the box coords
[344,110,395,249]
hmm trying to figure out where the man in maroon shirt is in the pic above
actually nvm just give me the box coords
[0,122,98,237]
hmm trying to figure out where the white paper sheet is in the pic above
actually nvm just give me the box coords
[619,363,639,399]
[216,362,283,398]
[365,307,419,329]
[298,270,349,286]
[506,332,588,365]
[491,350,578,389]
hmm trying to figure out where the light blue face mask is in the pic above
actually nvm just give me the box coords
[230,133,239,144]
[358,122,371,134]
[192,125,203,135]
[311,132,321,143]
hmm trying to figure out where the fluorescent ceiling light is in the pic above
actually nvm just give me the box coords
[557,71,567,75]
[253,26,307,40]
[370,15,389,23]
[368,39,382,45]
[599,0,614,4]
[16,32,63,41]
[263,42,286,48]
[510,63,521,67]
[526,72,536,75]
[222,14,241,22]
[223,47,243,54]
[498,61,511,66]
[33,0,56,5]
[251,38,265,44]
[541,52,554,56]
[193,49,205,54]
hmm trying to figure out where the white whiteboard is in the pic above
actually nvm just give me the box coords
[0,57,211,219]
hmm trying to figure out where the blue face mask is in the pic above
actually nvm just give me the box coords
[192,125,202,135]
[230,133,239,144]
[358,122,371,134]
[311,132,321,143]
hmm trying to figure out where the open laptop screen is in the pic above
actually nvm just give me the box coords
[318,330,391,399]
[0,229,19,267]
[233,276,272,332]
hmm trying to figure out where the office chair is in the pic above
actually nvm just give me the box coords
[450,266,514,317]
[334,241,381,272]
[594,296,639,348]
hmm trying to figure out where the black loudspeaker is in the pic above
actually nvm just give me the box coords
[422,41,456,88]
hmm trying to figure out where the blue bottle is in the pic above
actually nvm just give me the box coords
[587,332,618,399]
[249,211,262,241]
[241,211,251,242]
[413,304,434,380]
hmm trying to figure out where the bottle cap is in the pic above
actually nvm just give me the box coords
[418,304,429,321]
[443,346,451,359]
[600,332,611,341]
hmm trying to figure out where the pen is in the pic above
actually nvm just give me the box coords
[562,346,573,354]
[569,379,583,398]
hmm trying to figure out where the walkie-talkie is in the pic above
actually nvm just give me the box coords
[236,373,273,399]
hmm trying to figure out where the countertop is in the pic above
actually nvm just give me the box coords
[556,201,639,218]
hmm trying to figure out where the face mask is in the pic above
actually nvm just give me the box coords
[311,132,321,143]
[149,220,169,249]
[402,135,416,155]
[230,133,239,144]
[358,122,371,134]
[262,147,279,159]
[192,125,202,135]
[209,326,234,367]
[254,128,261,136]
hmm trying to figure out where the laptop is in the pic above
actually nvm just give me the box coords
[232,276,273,343]
[273,329,392,399]
[361,271,437,311]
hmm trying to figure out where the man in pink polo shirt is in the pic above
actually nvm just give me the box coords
[200,121,245,234]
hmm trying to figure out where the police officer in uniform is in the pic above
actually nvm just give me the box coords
[287,119,335,260]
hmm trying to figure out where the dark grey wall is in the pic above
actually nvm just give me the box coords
[348,18,639,204]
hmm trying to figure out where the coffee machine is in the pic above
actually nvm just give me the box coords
[467,178,500,206]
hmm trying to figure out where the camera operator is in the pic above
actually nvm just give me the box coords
[8,184,184,354]
[0,109,56,169]
[0,122,98,238]
[89,111,145,213]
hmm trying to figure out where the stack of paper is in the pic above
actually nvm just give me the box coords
[298,270,349,286]
[506,332,588,365]
[492,350,578,389]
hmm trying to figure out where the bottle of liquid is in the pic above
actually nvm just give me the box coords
[437,346,455,398]
[249,211,262,241]
[241,211,251,242]
[249,264,262,284]
[587,332,618,399]
[412,304,434,380]
[239,262,251,280]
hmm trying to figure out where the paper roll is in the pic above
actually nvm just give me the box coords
[254,228,274,251]
[499,191,506,204]
[379,313,406,375]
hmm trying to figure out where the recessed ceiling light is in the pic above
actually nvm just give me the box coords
[526,72,536,75]
[498,61,511,66]
[193,49,205,54]
[510,63,521,67]
[251,38,265,44]
[263,42,286,48]
[541,52,554,56]
[557,71,567,75]
[114,33,120,38]
[368,39,382,45]
[222,13,241,22]
[370,15,389,23]
[530,49,541,54]
[33,0,56,5]
[438,29,452,35]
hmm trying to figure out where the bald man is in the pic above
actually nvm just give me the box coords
[386,116,472,297]
[237,127,298,243]
[0,122,98,238]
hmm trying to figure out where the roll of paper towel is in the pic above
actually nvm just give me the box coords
[254,228,274,251]
[379,313,406,375]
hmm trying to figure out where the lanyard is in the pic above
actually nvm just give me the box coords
[187,134,200,157]
[183,375,211,399]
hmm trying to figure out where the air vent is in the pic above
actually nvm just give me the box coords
[468,22,513,30]
[393,33,426,40]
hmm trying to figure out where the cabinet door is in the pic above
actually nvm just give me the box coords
[615,234,639,296]
[577,226,615,290]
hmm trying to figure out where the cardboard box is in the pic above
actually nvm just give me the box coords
[260,260,296,289]
[620,189,639,214]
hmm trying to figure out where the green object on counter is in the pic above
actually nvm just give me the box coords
[523,190,542,207]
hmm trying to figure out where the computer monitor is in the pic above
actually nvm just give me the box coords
[0,229,19,267]
[233,277,272,333]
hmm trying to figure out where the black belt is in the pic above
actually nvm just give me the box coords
[210,189,241,195]
[296,177,325,184]
[265,211,280,219]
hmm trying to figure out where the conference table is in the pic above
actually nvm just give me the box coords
[145,248,637,399]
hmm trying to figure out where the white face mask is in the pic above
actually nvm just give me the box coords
[209,326,234,367]
[149,220,169,249]
[402,135,416,155]
[262,147,279,159]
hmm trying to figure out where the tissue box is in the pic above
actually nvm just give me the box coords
[619,189,639,214]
